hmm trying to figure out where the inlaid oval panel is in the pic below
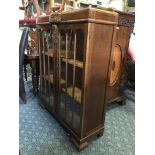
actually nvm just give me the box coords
[109,44,122,86]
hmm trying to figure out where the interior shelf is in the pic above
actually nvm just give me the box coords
[43,74,53,83]
[43,74,66,86]
[42,48,53,57]
[45,50,53,57]
[43,74,81,103]
[62,58,83,68]
[43,48,74,58]
[62,86,82,103]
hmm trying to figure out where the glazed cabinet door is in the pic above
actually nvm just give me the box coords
[39,29,56,113]
[57,25,85,136]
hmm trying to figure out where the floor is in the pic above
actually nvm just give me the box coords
[19,77,135,155]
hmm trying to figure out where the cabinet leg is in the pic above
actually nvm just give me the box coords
[97,131,103,138]
[39,102,45,109]
[117,100,126,105]
[70,137,88,151]
[116,96,126,105]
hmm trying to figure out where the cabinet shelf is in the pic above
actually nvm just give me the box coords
[45,49,54,57]
[43,49,74,59]
[62,86,82,103]
[43,74,66,86]
[43,74,53,83]
[43,74,81,103]
[62,58,83,68]
[42,48,53,57]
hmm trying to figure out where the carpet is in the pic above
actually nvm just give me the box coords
[19,78,135,155]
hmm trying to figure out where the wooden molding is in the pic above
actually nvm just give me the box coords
[118,16,134,27]
[50,12,61,23]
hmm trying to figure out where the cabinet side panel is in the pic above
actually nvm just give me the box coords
[106,26,131,102]
[84,23,114,134]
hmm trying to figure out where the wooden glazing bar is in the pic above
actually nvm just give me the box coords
[53,25,60,113]
[43,31,46,94]
[58,32,61,90]
[65,32,68,93]
[39,31,43,93]
[51,29,56,88]
[51,31,55,85]
[56,27,60,88]
[47,34,50,96]
[65,32,68,121]
[72,31,77,128]
[72,32,77,98]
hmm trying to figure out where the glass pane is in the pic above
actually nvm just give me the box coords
[72,100,81,135]
[58,28,84,135]
[49,83,54,110]
[40,30,50,104]
[48,31,55,111]
[41,79,49,103]
[76,29,84,62]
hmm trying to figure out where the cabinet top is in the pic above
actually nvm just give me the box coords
[36,8,119,27]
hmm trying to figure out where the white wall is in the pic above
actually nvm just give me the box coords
[78,0,128,11]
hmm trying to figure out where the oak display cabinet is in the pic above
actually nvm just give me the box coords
[37,8,119,150]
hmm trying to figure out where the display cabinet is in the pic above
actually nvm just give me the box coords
[37,8,118,150]
[105,10,135,104]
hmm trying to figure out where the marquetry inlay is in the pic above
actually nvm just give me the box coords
[109,45,122,86]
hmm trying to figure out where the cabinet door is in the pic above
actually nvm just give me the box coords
[40,30,49,103]
[58,27,85,136]
[39,30,56,112]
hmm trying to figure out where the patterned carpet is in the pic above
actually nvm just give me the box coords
[19,78,135,155]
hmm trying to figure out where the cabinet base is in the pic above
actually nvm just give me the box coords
[96,131,103,137]
[116,96,126,105]
[40,96,105,151]
[70,137,88,151]
[70,129,104,151]
[106,96,126,105]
